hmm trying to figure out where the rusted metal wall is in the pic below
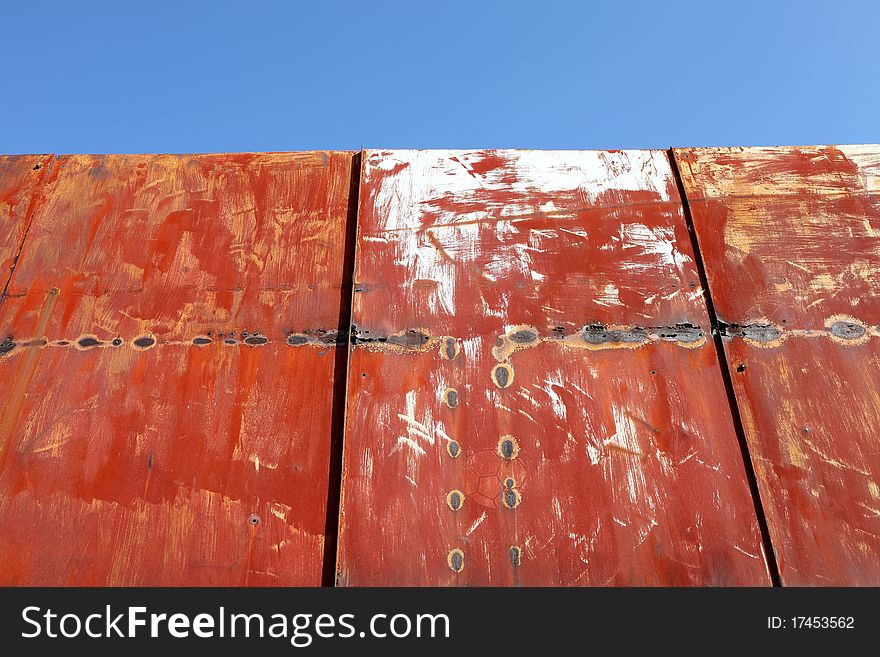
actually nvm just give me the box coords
[0,152,355,585]
[5,145,877,587]
[676,146,880,585]
[335,149,770,585]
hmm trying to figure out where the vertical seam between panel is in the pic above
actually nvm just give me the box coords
[667,148,783,587]
[321,151,362,586]
[0,154,55,303]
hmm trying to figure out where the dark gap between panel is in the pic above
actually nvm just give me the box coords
[667,149,783,587]
[322,151,361,586]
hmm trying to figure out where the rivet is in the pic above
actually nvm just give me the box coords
[503,488,522,509]
[829,320,866,340]
[510,546,522,567]
[446,490,464,511]
[497,435,520,460]
[492,363,514,389]
[447,549,464,573]
[133,335,156,349]
[442,337,459,361]
[444,387,459,408]
[509,328,538,344]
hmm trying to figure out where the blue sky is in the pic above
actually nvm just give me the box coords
[2,1,876,154]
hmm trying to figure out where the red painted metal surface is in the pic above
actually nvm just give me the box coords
[336,149,770,585]
[0,152,354,585]
[676,145,880,585]
[0,155,53,296]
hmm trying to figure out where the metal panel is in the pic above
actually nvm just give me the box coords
[675,145,880,585]
[0,155,53,297]
[336,149,770,585]
[0,152,355,585]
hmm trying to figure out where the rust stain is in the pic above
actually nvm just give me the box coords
[7,144,875,587]
[0,151,354,586]
[676,145,880,585]
[675,145,880,328]
[0,154,55,300]
[337,149,770,586]
[0,287,58,470]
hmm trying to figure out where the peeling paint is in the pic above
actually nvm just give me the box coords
[678,145,880,586]
[339,149,769,586]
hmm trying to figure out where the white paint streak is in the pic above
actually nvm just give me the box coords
[542,369,568,420]
[398,391,435,446]
[619,222,691,274]
[434,424,453,445]
[270,503,291,521]
[559,227,589,239]
[585,442,602,465]
[388,436,427,458]
[364,149,676,317]
[731,544,760,560]
[508,150,672,201]
[551,497,564,521]
[461,336,482,362]
[595,282,624,307]
[466,511,488,536]
[249,454,279,472]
